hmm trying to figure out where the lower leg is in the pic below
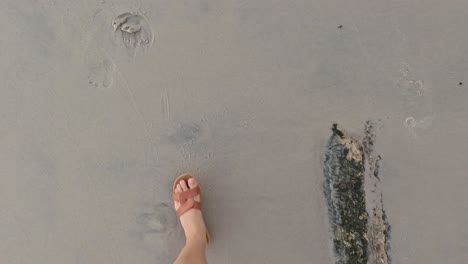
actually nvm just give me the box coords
[174,236,207,264]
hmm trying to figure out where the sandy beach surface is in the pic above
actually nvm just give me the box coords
[1,1,467,263]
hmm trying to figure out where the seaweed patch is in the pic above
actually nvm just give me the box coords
[323,122,391,264]
[323,124,368,264]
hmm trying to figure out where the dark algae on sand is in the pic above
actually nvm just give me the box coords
[323,123,391,264]
[323,124,368,264]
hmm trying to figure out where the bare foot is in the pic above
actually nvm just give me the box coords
[174,178,208,245]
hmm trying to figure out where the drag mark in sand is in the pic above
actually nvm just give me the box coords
[323,123,391,264]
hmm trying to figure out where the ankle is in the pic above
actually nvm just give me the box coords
[183,221,206,239]
[180,210,206,236]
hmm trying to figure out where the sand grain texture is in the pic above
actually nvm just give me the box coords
[1,0,468,263]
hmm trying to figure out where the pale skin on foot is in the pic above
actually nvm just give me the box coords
[173,178,208,264]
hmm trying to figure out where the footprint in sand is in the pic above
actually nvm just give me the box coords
[84,9,116,89]
[138,203,177,234]
[404,116,434,139]
[112,12,154,52]
[398,62,434,138]
[137,203,182,261]
[83,11,153,88]
[84,47,115,89]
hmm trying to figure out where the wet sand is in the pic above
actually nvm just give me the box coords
[1,0,468,263]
